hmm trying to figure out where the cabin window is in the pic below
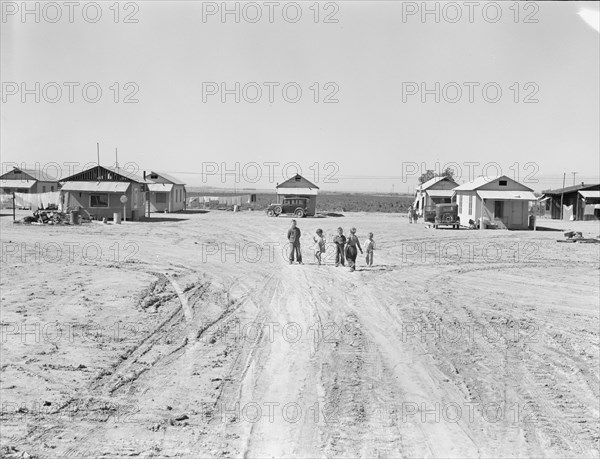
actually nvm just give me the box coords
[499,180,507,186]
[150,174,159,180]
[42,186,46,192]
[295,175,301,181]
[50,186,54,192]
[90,194,109,207]
[468,195,473,214]
[156,192,167,203]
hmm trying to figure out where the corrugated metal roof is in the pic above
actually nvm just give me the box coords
[426,189,455,197]
[150,171,186,185]
[579,190,600,199]
[0,168,59,182]
[454,175,502,191]
[418,176,458,191]
[477,190,537,201]
[277,174,319,190]
[543,183,600,195]
[61,181,131,192]
[148,183,174,192]
[105,166,147,183]
[455,175,533,192]
[0,179,36,189]
[19,168,59,181]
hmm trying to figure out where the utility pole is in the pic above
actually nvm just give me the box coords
[560,172,566,220]
[97,142,101,177]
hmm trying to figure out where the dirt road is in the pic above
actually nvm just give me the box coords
[1,211,598,458]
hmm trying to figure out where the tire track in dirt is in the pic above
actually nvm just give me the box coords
[372,262,599,458]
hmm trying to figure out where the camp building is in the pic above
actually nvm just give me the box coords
[145,171,187,212]
[413,176,459,217]
[276,174,319,216]
[60,165,147,221]
[453,175,537,230]
[0,167,60,194]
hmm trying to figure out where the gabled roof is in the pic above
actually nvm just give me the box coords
[0,167,59,182]
[148,171,186,185]
[105,166,147,183]
[454,175,500,191]
[276,174,319,190]
[454,175,532,192]
[148,183,174,192]
[418,176,458,191]
[61,165,147,183]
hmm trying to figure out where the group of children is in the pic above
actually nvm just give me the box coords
[287,220,376,272]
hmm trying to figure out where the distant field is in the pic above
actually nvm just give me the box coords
[187,191,414,213]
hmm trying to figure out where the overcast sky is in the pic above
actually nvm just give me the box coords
[1,1,598,192]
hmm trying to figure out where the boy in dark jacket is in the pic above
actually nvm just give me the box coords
[333,227,346,267]
[287,219,303,264]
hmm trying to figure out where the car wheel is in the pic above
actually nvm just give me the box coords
[295,208,305,218]
[274,206,282,216]
[267,209,274,217]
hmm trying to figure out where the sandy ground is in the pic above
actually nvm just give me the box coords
[1,210,599,458]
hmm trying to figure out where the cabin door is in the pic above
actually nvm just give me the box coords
[511,201,523,226]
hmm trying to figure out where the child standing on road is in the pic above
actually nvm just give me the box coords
[408,205,414,223]
[345,227,363,272]
[287,219,303,265]
[333,227,346,267]
[313,229,326,265]
[364,232,375,267]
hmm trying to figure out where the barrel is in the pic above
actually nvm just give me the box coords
[69,210,79,225]
[113,212,122,224]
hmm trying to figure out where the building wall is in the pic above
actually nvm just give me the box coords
[0,181,59,194]
[456,191,479,225]
[457,191,529,229]
[149,192,169,212]
[36,181,59,193]
[63,183,145,221]
[488,200,528,229]
[148,185,186,212]
[547,191,598,220]
[171,185,186,212]
[478,179,532,192]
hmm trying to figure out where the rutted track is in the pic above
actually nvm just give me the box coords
[1,211,598,458]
